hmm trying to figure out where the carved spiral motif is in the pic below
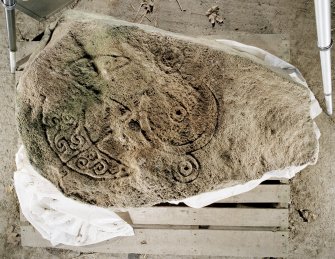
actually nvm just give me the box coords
[88,150,98,160]
[66,146,128,179]
[76,157,89,169]
[43,115,61,128]
[54,136,69,153]
[93,161,108,175]
[69,133,86,150]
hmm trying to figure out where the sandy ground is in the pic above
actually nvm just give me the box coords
[0,0,335,258]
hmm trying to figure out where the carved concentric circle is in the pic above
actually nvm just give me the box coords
[139,83,218,154]
[172,155,199,183]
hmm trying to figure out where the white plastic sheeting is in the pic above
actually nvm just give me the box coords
[14,39,322,246]
[14,146,134,246]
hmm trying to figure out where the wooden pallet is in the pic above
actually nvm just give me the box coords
[20,180,290,257]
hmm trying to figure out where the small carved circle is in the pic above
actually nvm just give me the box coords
[88,150,97,160]
[172,155,199,183]
[171,106,187,122]
[179,161,193,177]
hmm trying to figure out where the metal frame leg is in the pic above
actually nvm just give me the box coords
[2,0,17,74]
[314,0,333,115]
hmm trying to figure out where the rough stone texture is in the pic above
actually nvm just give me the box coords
[17,11,318,208]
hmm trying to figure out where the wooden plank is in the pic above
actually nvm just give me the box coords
[20,207,288,228]
[114,207,288,228]
[21,225,288,257]
[218,184,290,203]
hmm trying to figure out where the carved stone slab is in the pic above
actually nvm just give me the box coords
[17,11,318,207]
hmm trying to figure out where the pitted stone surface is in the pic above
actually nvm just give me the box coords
[17,11,318,207]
